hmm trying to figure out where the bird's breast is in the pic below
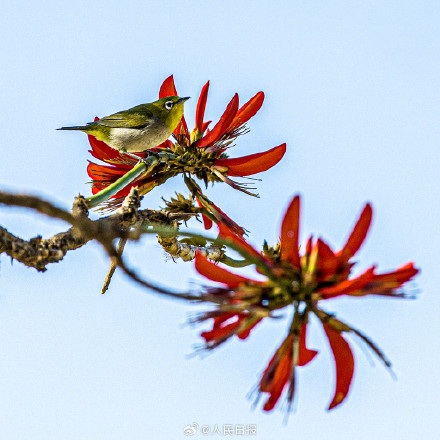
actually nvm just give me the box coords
[108,123,170,152]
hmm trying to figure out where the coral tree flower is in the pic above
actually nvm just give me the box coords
[194,196,418,412]
[159,75,286,182]
[87,76,286,211]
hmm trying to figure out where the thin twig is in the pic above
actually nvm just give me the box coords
[101,238,127,294]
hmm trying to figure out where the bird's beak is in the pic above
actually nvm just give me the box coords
[177,97,190,104]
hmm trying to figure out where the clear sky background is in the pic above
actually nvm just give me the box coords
[1,1,439,439]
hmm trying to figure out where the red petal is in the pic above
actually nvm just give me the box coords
[159,75,178,98]
[260,334,293,392]
[338,204,373,263]
[218,223,272,266]
[195,81,210,132]
[370,262,418,285]
[298,323,318,366]
[213,313,236,329]
[215,143,286,177]
[87,162,127,180]
[88,117,145,165]
[359,262,419,296]
[211,203,246,237]
[261,336,294,411]
[316,238,341,280]
[262,355,291,412]
[323,325,355,410]
[155,139,174,150]
[88,133,120,161]
[197,94,239,149]
[305,236,313,257]
[231,91,264,127]
[237,318,262,339]
[210,314,261,341]
[91,184,134,198]
[174,117,189,139]
[280,195,301,269]
[158,76,189,138]
[202,121,211,132]
[196,197,213,230]
[87,162,142,198]
[195,251,258,287]
[201,319,240,342]
[319,266,376,298]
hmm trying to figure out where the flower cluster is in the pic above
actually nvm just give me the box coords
[194,195,418,411]
[82,76,419,416]
[87,76,285,215]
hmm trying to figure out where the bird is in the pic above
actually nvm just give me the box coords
[58,96,190,153]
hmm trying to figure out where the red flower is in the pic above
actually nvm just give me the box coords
[259,323,318,412]
[194,195,419,412]
[87,126,152,200]
[160,75,286,179]
[194,250,266,349]
[195,196,246,237]
[87,76,286,213]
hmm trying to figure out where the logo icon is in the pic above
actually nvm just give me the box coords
[183,423,199,436]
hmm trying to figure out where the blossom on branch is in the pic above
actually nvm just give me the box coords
[194,195,418,412]
[87,76,286,212]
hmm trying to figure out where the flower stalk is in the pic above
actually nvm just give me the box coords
[87,156,160,208]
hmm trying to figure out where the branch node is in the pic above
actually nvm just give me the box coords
[72,195,89,218]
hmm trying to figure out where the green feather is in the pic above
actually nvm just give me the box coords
[58,95,189,151]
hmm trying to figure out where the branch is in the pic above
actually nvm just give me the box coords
[158,233,224,262]
[0,189,192,272]
[0,188,205,301]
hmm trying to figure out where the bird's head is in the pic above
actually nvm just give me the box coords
[152,96,190,132]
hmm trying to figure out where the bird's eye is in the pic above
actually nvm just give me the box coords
[165,101,174,110]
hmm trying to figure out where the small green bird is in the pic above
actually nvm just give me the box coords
[58,96,190,153]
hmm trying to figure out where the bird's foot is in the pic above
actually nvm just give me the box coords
[144,150,160,159]
[121,151,144,162]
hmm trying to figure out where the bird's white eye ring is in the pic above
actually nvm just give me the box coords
[165,101,174,110]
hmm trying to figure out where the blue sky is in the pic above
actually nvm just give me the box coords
[1,1,439,439]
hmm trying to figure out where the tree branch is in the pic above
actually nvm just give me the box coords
[0,189,192,272]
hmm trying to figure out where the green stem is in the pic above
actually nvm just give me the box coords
[220,255,252,268]
[141,225,275,279]
[87,157,159,208]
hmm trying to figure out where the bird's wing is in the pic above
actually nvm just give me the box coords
[96,109,155,129]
